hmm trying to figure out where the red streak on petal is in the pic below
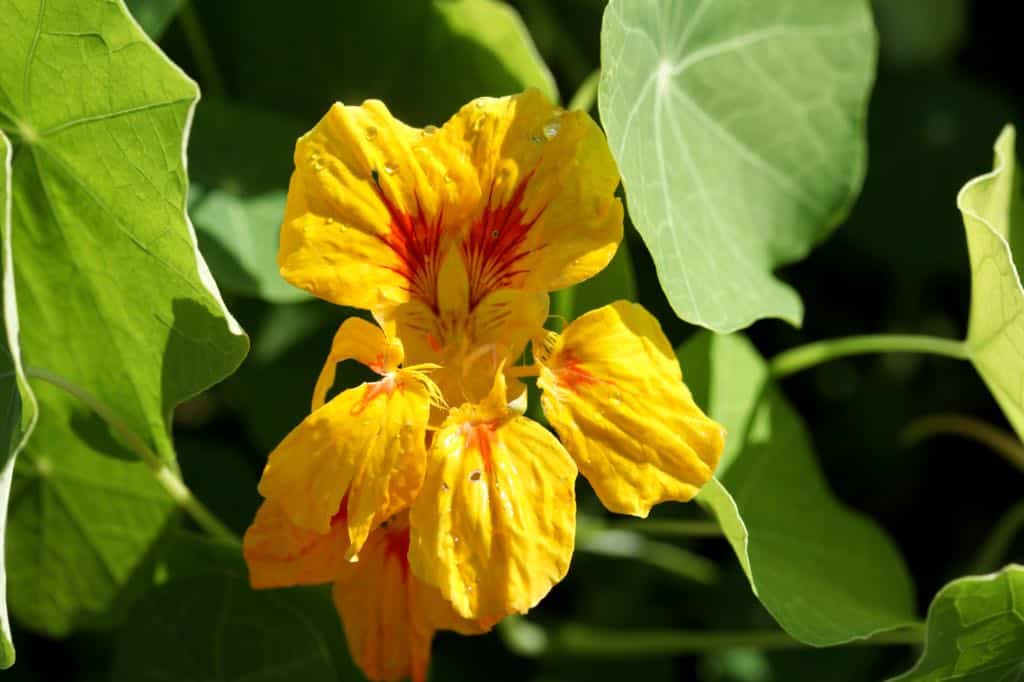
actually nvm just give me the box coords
[331,493,350,527]
[372,179,444,311]
[351,375,404,415]
[557,351,609,394]
[462,421,497,473]
[462,171,548,309]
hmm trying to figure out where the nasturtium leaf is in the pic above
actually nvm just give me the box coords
[110,574,337,682]
[5,388,176,635]
[960,126,1024,440]
[680,333,917,645]
[888,565,1024,681]
[0,0,248,635]
[1,131,36,670]
[599,0,877,332]
[200,0,557,126]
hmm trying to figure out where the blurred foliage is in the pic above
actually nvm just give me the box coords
[0,0,1023,680]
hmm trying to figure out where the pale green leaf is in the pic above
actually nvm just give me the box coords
[110,574,337,682]
[960,125,1024,440]
[599,0,877,332]
[680,333,917,645]
[0,0,248,635]
[888,565,1024,681]
[1,129,37,669]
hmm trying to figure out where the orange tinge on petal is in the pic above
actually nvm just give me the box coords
[256,316,432,557]
[536,301,725,517]
[334,513,486,682]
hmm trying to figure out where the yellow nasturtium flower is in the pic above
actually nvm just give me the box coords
[243,89,725,682]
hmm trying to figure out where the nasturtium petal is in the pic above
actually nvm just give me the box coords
[410,375,577,621]
[888,565,1024,682]
[242,500,351,590]
[960,126,1024,440]
[279,100,458,310]
[436,89,623,293]
[312,317,404,411]
[599,0,877,332]
[536,301,723,516]
[334,514,483,682]
[258,375,429,554]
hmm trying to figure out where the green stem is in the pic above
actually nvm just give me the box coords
[971,499,1024,574]
[500,617,924,657]
[612,518,723,538]
[568,70,601,113]
[178,1,227,99]
[25,366,239,546]
[769,334,967,379]
[903,413,1024,474]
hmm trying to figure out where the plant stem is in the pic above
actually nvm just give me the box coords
[612,518,723,538]
[500,617,925,657]
[971,499,1024,574]
[178,1,227,99]
[903,413,1024,474]
[769,334,967,379]
[24,366,240,546]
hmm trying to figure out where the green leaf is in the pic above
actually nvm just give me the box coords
[124,0,184,40]
[960,126,1024,440]
[110,574,337,682]
[200,0,557,126]
[888,565,1024,681]
[1,130,37,669]
[599,0,877,332]
[679,333,917,645]
[0,0,248,635]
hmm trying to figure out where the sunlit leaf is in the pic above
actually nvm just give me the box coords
[201,0,557,126]
[680,333,917,645]
[0,130,36,669]
[888,565,1024,681]
[599,0,877,332]
[960,125,1024,440]
[0,0,247,635]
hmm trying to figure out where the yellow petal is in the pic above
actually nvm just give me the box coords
[334,514,485,682]
[279,100,467,309]
[312,317,404,410]
[409,374,577,620]
[433,88,623,296]
[257,374,429,555]
[536,301,725,516]
[242,499,350,589]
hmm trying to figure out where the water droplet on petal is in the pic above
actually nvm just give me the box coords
[443,172,454,184]
[530,134,544,144]
[365,126,378,140]
[423,124,438,135]
[383,163,397,175]
[474,98,487,109]
[324,216,334,225]
[441,481,450,492]
[543,119,561,140]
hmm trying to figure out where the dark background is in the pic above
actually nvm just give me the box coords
[8,1,1024,680]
